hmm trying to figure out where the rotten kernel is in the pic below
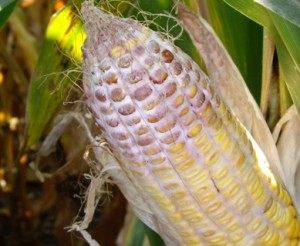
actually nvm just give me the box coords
[127,70,144,84]
[162,49,174,63]
[111,88,126,102]
[150,68,168,84]
[133,84,153,101]
[95,89,107,102]
[172,62,182,75]
[147,40,160,53]
[105,72,118,84]
[118,54,133,68]
[118,104,136,115]
[165,82,177,97]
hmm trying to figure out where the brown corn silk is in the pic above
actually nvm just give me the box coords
[81,1,300,245]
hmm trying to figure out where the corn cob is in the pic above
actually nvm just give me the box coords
[81,1,300,245]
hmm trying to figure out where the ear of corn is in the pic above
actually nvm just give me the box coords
[81,1,300,245]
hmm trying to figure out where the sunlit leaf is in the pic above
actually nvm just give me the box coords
[0,0,18,28]
[254,0,300,28]
[223,0,300,114]
[25,4,85,148]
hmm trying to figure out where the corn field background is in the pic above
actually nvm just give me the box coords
[1,0,300,245]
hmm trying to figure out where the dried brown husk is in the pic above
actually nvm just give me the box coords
[273,105,300,212]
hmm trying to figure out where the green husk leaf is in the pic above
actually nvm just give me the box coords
[254,0,300,28]
[0,0,18,28]
[223,0,300,115]
[25,4,85,148]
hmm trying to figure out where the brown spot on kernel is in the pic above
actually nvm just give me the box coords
[118,54,133,68]
[182,74,191,87]
[137,134,154,146]
[172,62,182,75]
[155,116,176,133]
[179,107,189,117]
[100,106,114,115]
[165,82,177,97]
[143,98,160,111]
[162,49,174,63]
[134,46,145,56]
[127,70,144,84]
[161,132,180,144]
[95,89,107,102]
[100,60,111,72]
[148,40,160,53]
[126,117,141,126]
[106,72,118,84]
[135,126,149,135]
[118,104,136,115]
[150,68,168,84]
[112,132,129,140]
[143,146,161,155]
[133,84,152,101]
[106,119,119,127]
[145,57,154,67]
[184,60,192,71]
[182,113,196,126]
[111,88,126,102]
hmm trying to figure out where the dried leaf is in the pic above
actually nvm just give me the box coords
[178,4,285,182]
[273,105,300,212]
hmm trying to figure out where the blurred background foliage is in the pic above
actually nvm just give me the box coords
[0,0,299,245]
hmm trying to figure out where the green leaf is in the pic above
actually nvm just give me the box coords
[222,0,300,114]
[25,3,85,148]
[143,222,165,246]
[0,0,18,28]
[254,0,300,28]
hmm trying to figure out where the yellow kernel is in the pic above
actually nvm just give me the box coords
[193,131,207,147]
[204,150,219,166]
[188,124,202,138]
[286,219,300,237]
[211,166,228,180]
[177,158,195,171]
[173,95,184,108]
[126,38,137,49]
[230,229,245,243]
[151,157,166,165]
[205,201,221,213]
[167,212,181,221]
[197,191,216,203]
[260,228,279,245]
[111,45,126,58]
[199,102,212,118]
[187,84,198,98]
[171,150,189,163]
[152,166,172,175]
[249,218,262,232]
[171,190,187,199]
[186,213,203,223]
[223,182,241,198]
[143,98,160,110]
[206,234,226,244]
[168,142,185,153]
[227,222,239,232]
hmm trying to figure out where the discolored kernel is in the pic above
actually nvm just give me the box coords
[161,49,174,63]
[133,84,153,101]
[111,88,126,102]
